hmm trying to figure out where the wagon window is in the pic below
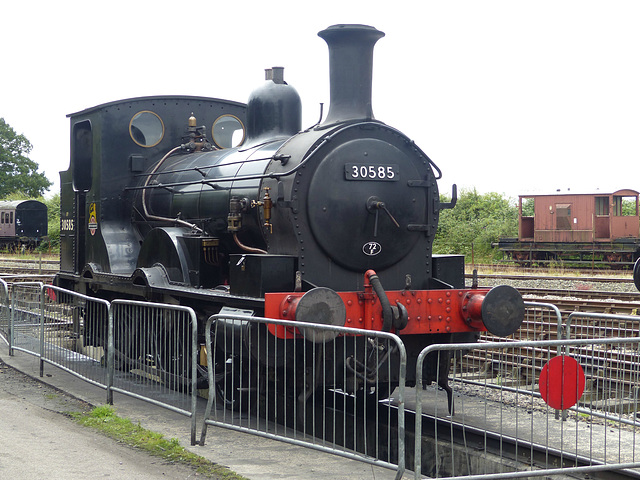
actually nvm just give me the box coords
[9,212,12,224]
[595,197,609,216]
[555,204,571,230]
[130,111,164,148]
[0,213,3,224]
[613,195,638,216]
[521,197,534,217]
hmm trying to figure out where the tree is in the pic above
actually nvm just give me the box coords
[433,189,518,262]
[0,118,52,197]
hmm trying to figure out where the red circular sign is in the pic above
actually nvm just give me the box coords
[539,355,586,410]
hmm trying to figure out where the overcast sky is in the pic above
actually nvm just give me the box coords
[1,1,639,200]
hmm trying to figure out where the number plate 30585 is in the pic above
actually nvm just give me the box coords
[345,164,398,181]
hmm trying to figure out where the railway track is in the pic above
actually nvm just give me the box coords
[473,272,635,285]
[1,256,638,316]
[0,256,59,283]
[470,263,635,275]
[468,269,640,315]
[519,288,640,316]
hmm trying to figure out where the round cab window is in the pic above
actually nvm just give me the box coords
[130,111,164,147]
[212,115,245,149]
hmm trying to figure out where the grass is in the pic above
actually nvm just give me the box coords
[72,405,248,479]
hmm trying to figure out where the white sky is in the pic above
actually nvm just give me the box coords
[1,0,639,200]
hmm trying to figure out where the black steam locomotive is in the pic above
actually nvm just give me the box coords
[55,24,524,404]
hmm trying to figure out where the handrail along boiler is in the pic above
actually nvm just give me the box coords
[55,24,524,408]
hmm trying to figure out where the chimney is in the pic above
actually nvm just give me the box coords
[317,24,385,127]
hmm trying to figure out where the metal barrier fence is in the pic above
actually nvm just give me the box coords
[564,311,640,419]
[414,334,640,479]
[8,282,43,356]
[478,302,564,414]
[3,285,200,445]
[482,301,563,343]
[199,313,407,479]
[8,282,640,476]
[0,278,8,341]
[566,310,640,340]
[109,299,199,445]
[38,285,111,389]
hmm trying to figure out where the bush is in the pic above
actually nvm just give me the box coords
[38,194,60,254]
[433,189,518,262]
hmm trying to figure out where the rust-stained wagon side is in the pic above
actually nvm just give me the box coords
[495,189,640,267]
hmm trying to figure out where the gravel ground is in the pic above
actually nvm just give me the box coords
[475,275,639,294]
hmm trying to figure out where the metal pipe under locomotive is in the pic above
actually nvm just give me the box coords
[55,24,524,405]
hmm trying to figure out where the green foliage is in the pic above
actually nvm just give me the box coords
[433,188,518,262]
[621,196,637,216]
[0,118,52,197]
[521,197,535,217]
[39,194,60,253]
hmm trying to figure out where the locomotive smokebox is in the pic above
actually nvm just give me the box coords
[318,24,385,127]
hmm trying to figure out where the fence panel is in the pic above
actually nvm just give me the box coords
[9,282,43,356]
[482,301,563,343]
[110,299,199,445]
[0,278,9,341]
[565,311,640,417]
[474,302,564,392]
[38,285,110,388]
[414,335,640,479]
[200,313,407,479]
[566,310,640,340]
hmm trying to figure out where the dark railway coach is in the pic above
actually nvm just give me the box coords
[495,189,640,267]
[0,199,48,249]
[55,25,524,406]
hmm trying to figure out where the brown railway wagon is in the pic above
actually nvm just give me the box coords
[494,189,640,267]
